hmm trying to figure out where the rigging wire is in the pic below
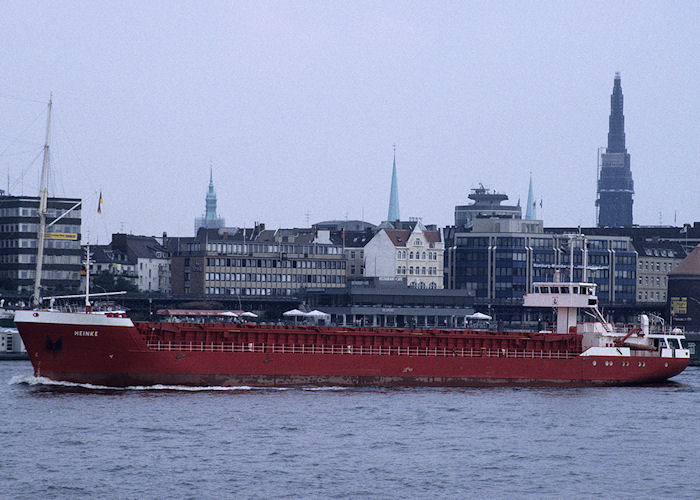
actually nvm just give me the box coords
[7,147,44,195]
[0,106,46,161]
[0,93,47,104]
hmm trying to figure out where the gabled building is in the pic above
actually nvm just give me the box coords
[115,234,170,293]
[331,229,375,278]
[88,245,136,285]
[364,221,443,289]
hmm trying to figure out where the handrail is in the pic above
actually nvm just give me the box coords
[144,341,580,359]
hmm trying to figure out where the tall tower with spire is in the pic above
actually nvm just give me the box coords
[596,73,634,227]
[205,168,218,222]
[387,147,400,222]
[194,164,225,234]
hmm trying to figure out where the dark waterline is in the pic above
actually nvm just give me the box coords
[2,360,699,499]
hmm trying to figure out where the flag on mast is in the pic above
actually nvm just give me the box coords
[97,191,103,213]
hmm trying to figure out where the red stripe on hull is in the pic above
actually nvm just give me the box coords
[17,320,688,388]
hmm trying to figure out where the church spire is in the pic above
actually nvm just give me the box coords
[205,164,218,221]
[525,172,536,220]
[607,72,626,153]
[596,73,634,227]
[387,146,400,222]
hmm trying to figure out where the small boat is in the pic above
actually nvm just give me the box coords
[0,300,14,328]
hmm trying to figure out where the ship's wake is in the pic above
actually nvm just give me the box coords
[8,374,293,392]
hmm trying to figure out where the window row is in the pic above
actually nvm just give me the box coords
[205,272,345,284]
[639,275,666,287]
[396,266,439,276]
[205,257,346,270]
[638,260,677,272]
[0,207,81,218]
[408,281,438,289]
[205,242,342,255]
[0,239,80,249]
[206,287,297,296]
[638,291,665,301]
[14,269,80,280]
[396,250,439,260]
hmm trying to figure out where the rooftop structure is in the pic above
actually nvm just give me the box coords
[454,185,522,229]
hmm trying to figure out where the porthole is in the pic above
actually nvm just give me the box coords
[592,360,597,366]
[665,362,669,367]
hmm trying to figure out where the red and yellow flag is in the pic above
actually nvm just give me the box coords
[97,191,103,213]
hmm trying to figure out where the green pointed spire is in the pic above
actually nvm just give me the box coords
[205,165,217,221]
[525,172,536,220]
[387,147,400,222]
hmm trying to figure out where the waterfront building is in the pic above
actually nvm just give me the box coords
[302,277,474,328]
[364,221,443,289]
[311,222,378,278]
[87,245,137,287]
[111,234,170,293]
[597,73,634,227]
[334,230,374,278]
[169,225,347,298]
[448,217,636,304]
[668,245,700,329]
[85,233,170,293]
[194,168,225,235]
[0,195,82,295]
[454,185,521,230]
[633,240,685,304]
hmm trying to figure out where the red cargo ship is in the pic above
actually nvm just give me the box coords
[13,101,689,387]
[14,280,689,387]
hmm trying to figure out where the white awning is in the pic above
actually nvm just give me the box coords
[467,312,492,320]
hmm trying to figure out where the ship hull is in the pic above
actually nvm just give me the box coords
[15,311,688,388]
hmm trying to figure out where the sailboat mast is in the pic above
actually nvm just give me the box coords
[32,94,52,308]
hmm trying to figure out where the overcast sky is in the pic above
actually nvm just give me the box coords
[1,1,698,243]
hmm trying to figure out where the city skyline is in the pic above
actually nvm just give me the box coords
[1,2,698,243]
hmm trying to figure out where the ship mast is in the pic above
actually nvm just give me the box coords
[32,94,52,308]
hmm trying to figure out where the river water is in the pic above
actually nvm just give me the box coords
[2,359,699,499]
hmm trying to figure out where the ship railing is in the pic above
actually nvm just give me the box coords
[145,341,580,359]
